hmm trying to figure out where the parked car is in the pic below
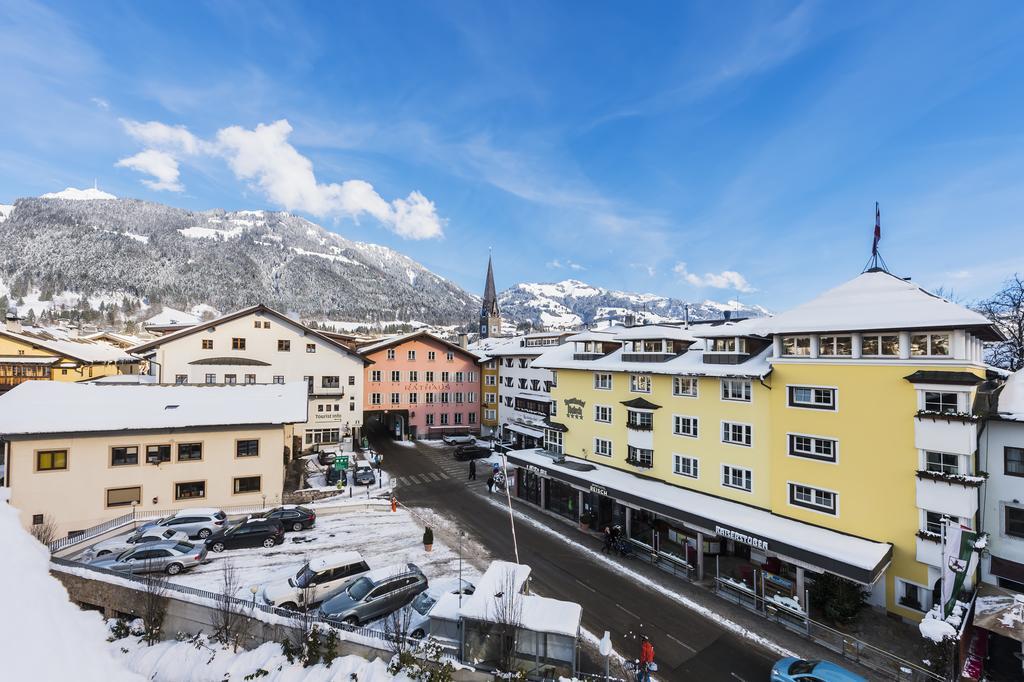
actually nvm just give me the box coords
[138,508,228,539]
[261,551,370,610]
[316,446,340,466]
[319,563,428,626]
[406,579,475,638]
[250,505,317,532]
[205,518,284,553]
[442,434,475,445]
[90,540,207,576]
[453,445,490,461]
[91,527,190,557]
[353,460,376,486]
[771,658,866,682]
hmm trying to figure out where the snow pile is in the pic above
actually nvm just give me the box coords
[0,489,142,681]
[41,186,118,200]
[918,603,967,643]
[997,369,1024,421]
[109,628,404,682]
[0,203,13,222]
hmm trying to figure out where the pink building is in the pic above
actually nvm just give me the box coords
[359,331,482,439]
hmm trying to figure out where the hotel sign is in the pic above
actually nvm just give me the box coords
[589,484,608,496]
[715,525,768,551]
[564,398,586,419]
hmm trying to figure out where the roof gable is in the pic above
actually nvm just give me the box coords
[358,330,480,362]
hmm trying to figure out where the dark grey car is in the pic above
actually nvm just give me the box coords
[319,563,427,626]
[90,540,208,576]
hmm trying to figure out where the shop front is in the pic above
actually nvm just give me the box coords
[516,468,543,506]
[545,478,578,521]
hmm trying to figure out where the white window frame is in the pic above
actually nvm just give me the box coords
[630,374,652,393]
[787,432,839,463]
[593,437,613,458]
[787,482,838,516]
[672,414,699,438]
[594,405,612,423]
[895,578,932,613]
[673,376,698,397]
[672,454,699,479]
[721,421,753,447]
[781,336,812,357]
[919,389,968,414]
[861,333,900,357]
[923,450,963,475]
[594,373,612,390]
[721,464,753,493]
[787,384,838,411]
[910,332,952,358]
[720,379,752,402]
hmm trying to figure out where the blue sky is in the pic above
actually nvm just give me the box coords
[2,1,1023,309]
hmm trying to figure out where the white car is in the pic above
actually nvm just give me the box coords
[90,527,191,557]
[261,551,370,610]
[442,434,475,445]
[405,579,475,638]
[138,507,228,539]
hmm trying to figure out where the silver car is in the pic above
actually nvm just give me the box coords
[90,540,207,576]
[442,434,475,445]
[319,563,428,626]
[139,508,227,539]
[90,527,190,557]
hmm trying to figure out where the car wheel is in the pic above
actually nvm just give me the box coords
[198,528,212,539]
[165,562,183,575]
[291,522,303,532]
[211,542,225,553]
[343,615,359,627]
[262,537,276,548]
[96,550,111,557]
[411,628,425,639]
[279,602,298,611]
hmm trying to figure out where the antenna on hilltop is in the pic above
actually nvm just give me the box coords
[862,202,890,273]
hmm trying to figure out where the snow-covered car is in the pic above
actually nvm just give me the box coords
[442,434,475,445]
[138,508,228,539]
[406,579,475,638]
[261,551,370,610]
[90,527,190,557]
[319,563,428,627]
[353,460,375,486]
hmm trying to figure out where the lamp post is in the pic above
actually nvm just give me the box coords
[250,584,258,609]
[494,440,520,565]
[599,630,612,681]
[458,530,465,607]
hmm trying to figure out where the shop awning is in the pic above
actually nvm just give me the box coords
[973,583,1024,643]
[505,448,892,584]
[505,422,545,439]
[990,555,1024,584]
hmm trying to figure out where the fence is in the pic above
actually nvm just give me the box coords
[714,579,944,682]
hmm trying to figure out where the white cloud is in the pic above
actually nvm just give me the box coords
[114,150,183,192]
[674,262,755,293]
[90,97,109,110]
[547,258,585,271]
[115,118,444,239]
[629,262,657,277]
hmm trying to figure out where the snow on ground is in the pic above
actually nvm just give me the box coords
[109,628,405,682]
[0,203,13,222]
[0,489,142,681]
[177,224,248,240]
[41,186,118,200]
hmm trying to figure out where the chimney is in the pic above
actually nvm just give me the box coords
[458,333,468,348]
[5,306,22,334]
[723,310,732,321]
[624,313,636,328]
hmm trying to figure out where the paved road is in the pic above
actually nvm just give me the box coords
[375,435,777,682]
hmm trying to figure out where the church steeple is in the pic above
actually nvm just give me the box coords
[480,252,501,338]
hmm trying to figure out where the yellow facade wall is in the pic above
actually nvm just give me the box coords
[481,360,499,427]
[0,333,138,382]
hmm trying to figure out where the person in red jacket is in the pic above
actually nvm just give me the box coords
[639,635,655,681]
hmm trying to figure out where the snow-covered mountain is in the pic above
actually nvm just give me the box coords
[0,193,478,325]
[499,279,769,329]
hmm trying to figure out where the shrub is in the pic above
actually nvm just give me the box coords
[808,573,868,624]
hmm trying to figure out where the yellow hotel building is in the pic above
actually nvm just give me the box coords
[507,269,999,622]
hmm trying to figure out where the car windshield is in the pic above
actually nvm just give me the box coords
[294,566,315,588]
[347,576,374,601]
[410,592,436,615]
[114,548,135,562]
[788,660,820,675]
[173,542,194,553]
[224,520,245,535]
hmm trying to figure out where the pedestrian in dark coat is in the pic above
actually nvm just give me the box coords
[468,458,477,480]
[601,527,613,554]
[486,476,495,494]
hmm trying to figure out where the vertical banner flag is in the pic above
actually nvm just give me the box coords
[941,518,979,619]
[872,202,881,257]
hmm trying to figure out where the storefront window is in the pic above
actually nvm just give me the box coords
[545,480,578,521]
[630,508,656,547]
[517,469,542,505]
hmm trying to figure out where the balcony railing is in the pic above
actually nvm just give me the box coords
[915,469,985,487]
[625,456,654,469]
[621,352,676,363]
[626,419,653,431]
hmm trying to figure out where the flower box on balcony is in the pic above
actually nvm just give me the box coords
[626,422,653,431]
[915,410,978,423]
[625,457,653,469]
[915,470,986,487]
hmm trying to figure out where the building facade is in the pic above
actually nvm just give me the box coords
[131,305,368,449]
[0,381,307,535]
[359,331,482,439]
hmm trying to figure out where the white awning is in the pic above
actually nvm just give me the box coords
[505,423,545,439]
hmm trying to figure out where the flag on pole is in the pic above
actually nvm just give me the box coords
[872,202,881,257]
[941,518,979,619]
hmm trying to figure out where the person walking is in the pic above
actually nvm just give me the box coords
[601,526,613,554]
[638,635,655,682]
[468,458,477,480]
[486,475,495,494]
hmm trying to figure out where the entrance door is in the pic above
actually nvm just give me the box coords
[394,415,404,439]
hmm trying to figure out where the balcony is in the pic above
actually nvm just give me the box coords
[914,413,978,455]
[915,533,941,567]
[572,352,606,361]
[916,475,979,519]
[314,386,346,397]
[621,352,676,363]
[625,456,654,469]
[626,420,653,431]
[626,426,654,450]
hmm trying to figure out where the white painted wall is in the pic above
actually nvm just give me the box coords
[979,418,1024,585]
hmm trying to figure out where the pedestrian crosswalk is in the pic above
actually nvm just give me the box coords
[389,444,493,492]
[393,471,451,488]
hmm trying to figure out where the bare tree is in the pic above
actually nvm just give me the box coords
[213,563,251,652]
[383,604,415,660]
[140,569,168,646]
[490,566,524,673]
[975,274,1024,371]
[29,515,59,548]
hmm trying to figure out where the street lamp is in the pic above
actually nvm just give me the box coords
[599,630,612,681]
[497,443,520,565]
[250,584,258,609]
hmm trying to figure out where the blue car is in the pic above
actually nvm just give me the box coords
[771,658,866,682]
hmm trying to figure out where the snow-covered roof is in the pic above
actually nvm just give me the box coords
[87,373,158,384]
[751,270,999,338]
[566,329,619,343]
[613,324,697,342]
[997,369,1024,422]
[692,318,772,339]
[308,551,364,573]
[532,338,772,379]
[144,307,200,327]
[357,330,479,361]
[0,325,137,364]
[0,382,309,436]
[0,355,60,364]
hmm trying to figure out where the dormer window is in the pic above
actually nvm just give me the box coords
[710,337,746,353]
[781,336,811,357]
[910,333,950,357]
[819,335,853,357]
[862,334,899,356]
[630,374,652,393]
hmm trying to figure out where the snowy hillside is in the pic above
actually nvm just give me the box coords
[0,195,478,325]
[499,278,769,329]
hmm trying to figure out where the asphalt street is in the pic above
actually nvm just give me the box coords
[373,434,779,682]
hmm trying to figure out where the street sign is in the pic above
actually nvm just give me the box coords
[334,455,349,471]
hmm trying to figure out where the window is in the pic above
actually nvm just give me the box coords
[469,371,477,382]
[673,376,697,397]
[224,374,237,385]
[626,446,653,468]
[232,337,246,350]
[819,335,853,357]
[627,410,653,429]
[426,371,435,382]
[924,511,946,535]
[469,412,477,424]
[428,351,436,361]
[455,392,464,404]
[106,486,141,508]
[467,392,476,403]
[721,379,751,402]
[37,449,67,471]
[205,373,216,384]
[243,374,255,384]
[722,422,752,446]
[595,405,612,423]
[425,392,435,404]
[673,455,698,479]
[710,338,743,353]
[409,370,419,382]
[911,333,951,357]
[386,349,396,360]
[391,392,401,404]
[594,438,613,457]
[673,415,698,438]
[1006,447,1024,477]
[788,385,836,410]
[277,339,290,352]
[485,409,496,420]
[455,371,465,382]
[722,465,752,492]
[409,392,418,404]
[425,414,435,426]
[174,374,188,384]
[925,451,959,475]
[236,439,259,457]
[385,370,398,382]
[273,375,284,384]
[370,393,382,405]
[146,445,171,463]
[862,334,899,356]
[789,484,837,514]
[897,579,929,611]
[781,336,811,356]
[630,374,651,393]
[1006,506,1024,539]
[408,350,416,360]
[545,430,563,455]
[594,373,612,390]
[202,339,213,350]
[439,413,449,425]
[788,434,837,462]
[177,443,202,461]
[306,343,316,353]
[442,371,450,382]
[454,413,463,425]
[348,375,356,385]
[485,391,498,403]
[175,481,206,500]
[111,446,138,466]
[440,392,450,404]
[447,352,454,361]
[233,476,261,494]
[254,320,262,328]
[924,391,960,414]
[485,375,496,386]
[322,376,340,389]
[518,378,527,389]
[370,370,381,382]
